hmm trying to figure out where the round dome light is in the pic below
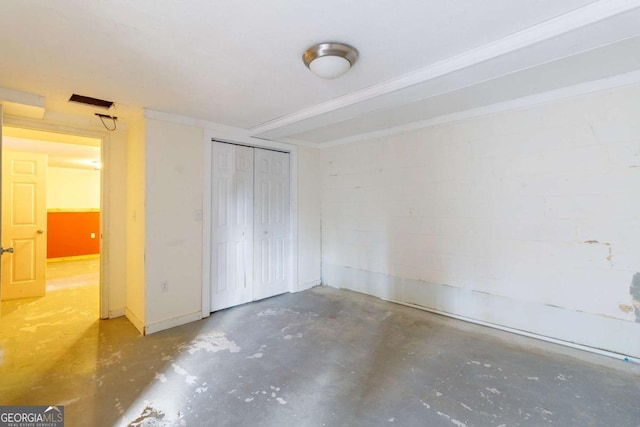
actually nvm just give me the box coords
[302,42,359,79]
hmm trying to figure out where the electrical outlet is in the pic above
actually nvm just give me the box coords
[160,281,169,293]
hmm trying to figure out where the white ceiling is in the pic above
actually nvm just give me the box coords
[1,0,639,146]
[3,136,101,169]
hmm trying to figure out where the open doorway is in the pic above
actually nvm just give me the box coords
[1,126,102,318]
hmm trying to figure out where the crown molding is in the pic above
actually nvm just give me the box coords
[144,109,249,135]
[144,109,302,150]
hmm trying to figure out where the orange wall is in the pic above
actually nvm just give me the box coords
[47,211,100,258]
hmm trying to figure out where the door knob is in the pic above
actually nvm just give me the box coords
[0,247,14,255]
[37,229,45,234]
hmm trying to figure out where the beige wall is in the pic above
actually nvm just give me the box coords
[125,113,146,332]
[47,167,100,209]
[103,130,128,316]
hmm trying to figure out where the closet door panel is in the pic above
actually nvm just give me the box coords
[253,149,290,301]
[210,142,254,311]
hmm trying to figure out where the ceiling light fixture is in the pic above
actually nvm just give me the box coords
[302,42,358,79]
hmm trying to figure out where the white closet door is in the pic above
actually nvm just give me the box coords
[253,148,290,301]
[210,142,254,311]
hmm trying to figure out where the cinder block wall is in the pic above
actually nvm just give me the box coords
[321,84,640,357]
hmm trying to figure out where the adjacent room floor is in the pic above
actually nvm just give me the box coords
[45,256,101,292]
[1,279,639,427]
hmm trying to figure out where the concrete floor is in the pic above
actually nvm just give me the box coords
[1,273,639,427]
[46,257,101,291]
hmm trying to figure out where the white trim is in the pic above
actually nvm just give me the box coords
[125,307,145,335]
[4,111,127,132]
[201,130,299,315]
[274,137,322,149]
[201,140,212,318]
[385,298,640,365]
[320,69,640,148]
[2,116,111,140]
[298,279,321,292]
[99,134,109,319]
[145,311,202,335]
[221,136,295,153]
[145,109,251,139]
[109,307,126,318]
[290,148,299,295]
[323,264,640,359]
[289,149,298,292]
[250,0,640,136]
[144,108,302,150]
[2,117,112,319]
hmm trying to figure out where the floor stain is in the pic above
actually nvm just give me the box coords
[2,278,640,426]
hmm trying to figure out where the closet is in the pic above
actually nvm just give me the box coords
[210,141,290,311]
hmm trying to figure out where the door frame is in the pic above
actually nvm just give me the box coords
[201,132,298,317]
[2,116,111,319]
[0,106,3,314]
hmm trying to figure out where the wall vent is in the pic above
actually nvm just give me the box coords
[68,94,113,109]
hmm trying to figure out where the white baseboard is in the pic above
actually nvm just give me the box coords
[125,308,145,335]
[109,307,125,319]
[322,264,640,360]
[297,279,321,292]
[144,311,203,335]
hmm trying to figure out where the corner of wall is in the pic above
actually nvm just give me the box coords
[103,130,129,314]
[125,110,147,332]
[125,307,145,335]
[297,146,322,290]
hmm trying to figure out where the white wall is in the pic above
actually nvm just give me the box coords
[136,113,323,334]
[321,84,640,357]
[297,146,322,290]
[144,118,204,332]
[47,166,100,209]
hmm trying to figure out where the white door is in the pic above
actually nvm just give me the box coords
[210,142,290,311]
[210,142,254,311]
[1,149,48,300]
[253,148,290,301]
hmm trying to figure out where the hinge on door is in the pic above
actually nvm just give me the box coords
[0,247,14,255]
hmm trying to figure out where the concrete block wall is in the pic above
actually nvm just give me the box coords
[321,84,640,357]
